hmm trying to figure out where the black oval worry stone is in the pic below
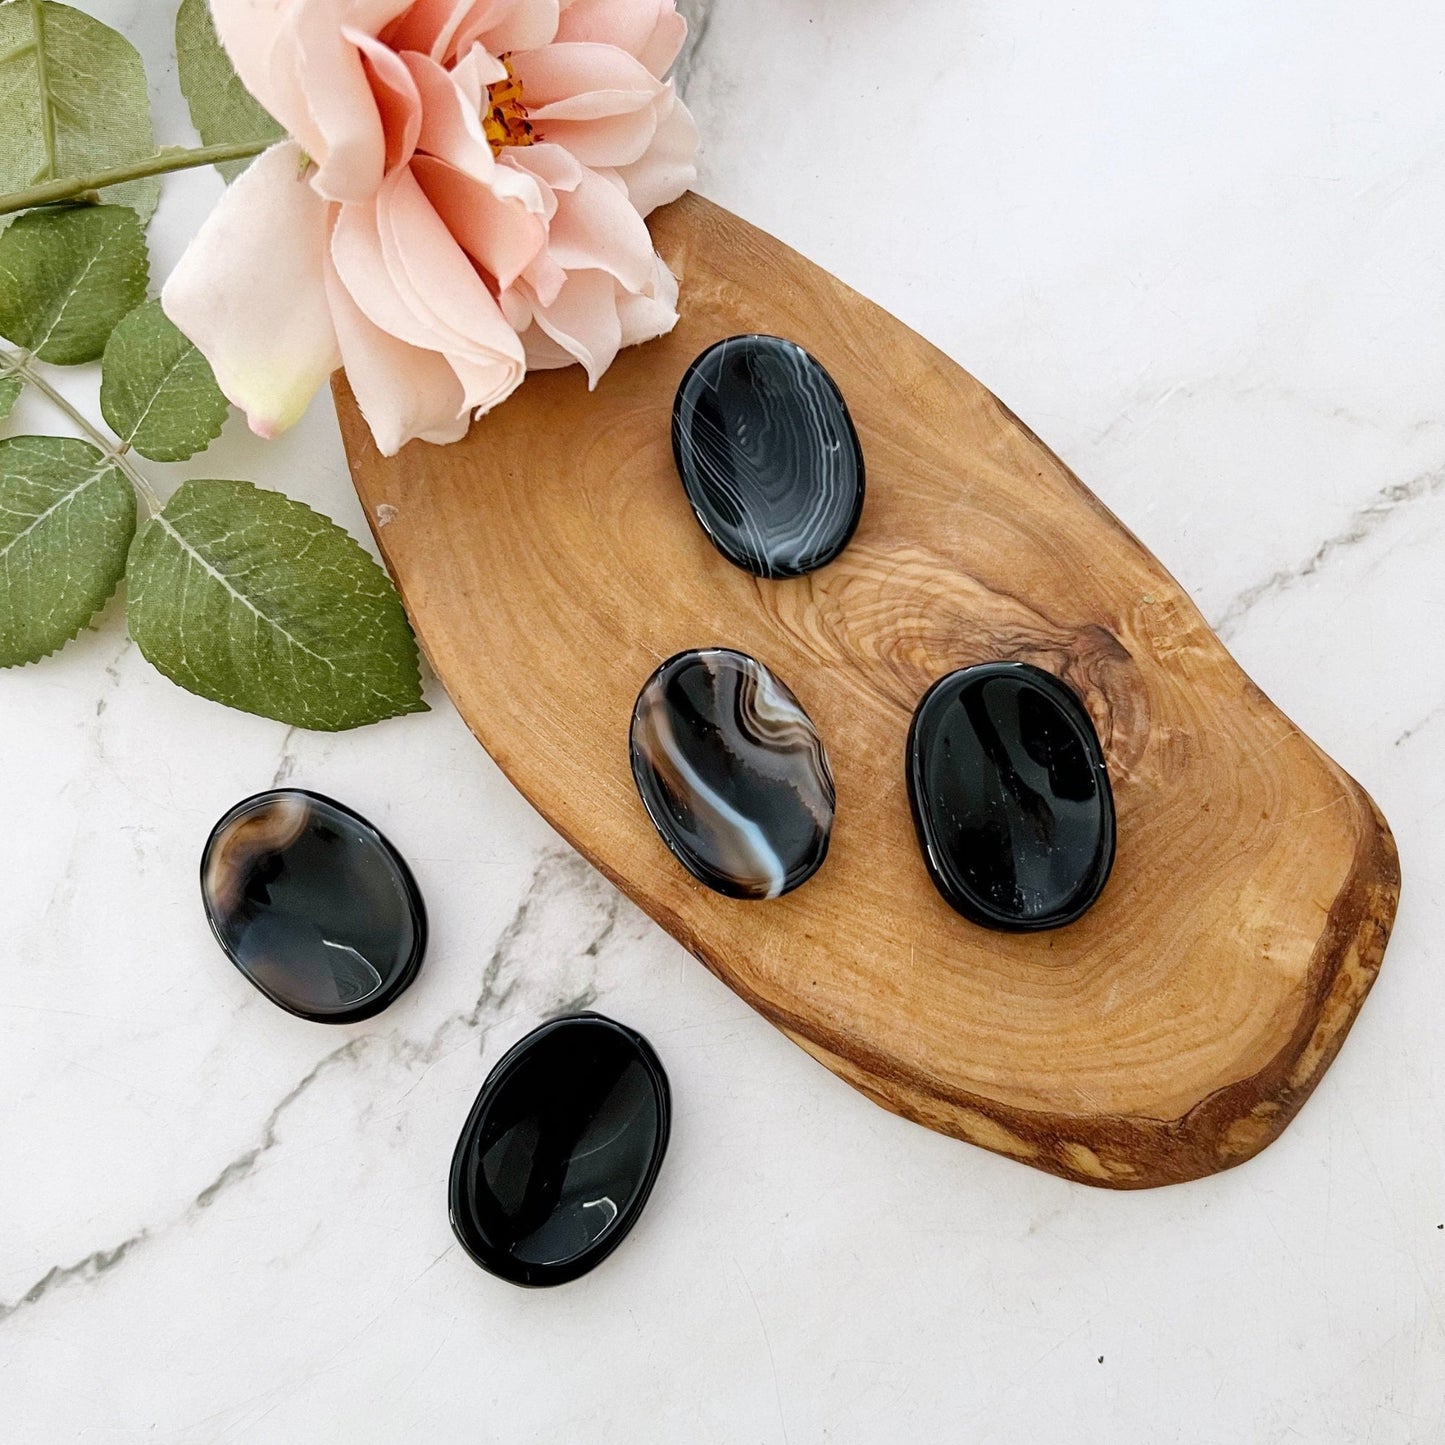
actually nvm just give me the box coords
[671,334,865,578]
[630,648,835,899]
[906,663,1116,931]
[449,1014,671,1287]
[200,789,426,1022]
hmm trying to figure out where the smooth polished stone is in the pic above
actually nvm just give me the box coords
[630,648,835,899]
[906,663,1116,931]
[200,789,426,1022]
[671,334,865,578]
[449,1014,671,1288]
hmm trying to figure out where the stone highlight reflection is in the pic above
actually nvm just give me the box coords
[449,1014,671,1287]
[906,663,1116,931]
[672,334,865,578]
[630,648,836,899]
[200,789,426,1022]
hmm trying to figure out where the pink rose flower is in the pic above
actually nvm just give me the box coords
[162,0,698,455]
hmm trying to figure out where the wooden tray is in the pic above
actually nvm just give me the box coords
[336,193,1400,1189]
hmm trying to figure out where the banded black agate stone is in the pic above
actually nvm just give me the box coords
[630,648,835,899]
[449,1014,671,1287]
[200,789,426,1022]
[671,335,864,578]
[906,663,1116,931]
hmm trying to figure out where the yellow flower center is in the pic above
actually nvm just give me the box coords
[483,59,534,153]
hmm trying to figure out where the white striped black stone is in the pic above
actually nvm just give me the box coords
[629,648,835,899]
[671,335,864,578]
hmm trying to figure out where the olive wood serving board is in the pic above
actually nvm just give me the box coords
[335,192,1399,1189]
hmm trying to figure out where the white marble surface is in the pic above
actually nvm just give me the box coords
[3,2,1444,1440]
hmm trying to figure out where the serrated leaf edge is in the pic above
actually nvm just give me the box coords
[0,449,133,667]
[128,492,427,727]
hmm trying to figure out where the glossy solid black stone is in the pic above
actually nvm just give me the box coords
[200,789,427,1022]
[630,648,835,899]
[672,334,865,578]
[906,663,1116,931]
[449,1014,671,1287]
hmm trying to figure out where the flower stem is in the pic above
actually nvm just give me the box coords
[0,141,273,217]
[2,346,163,515]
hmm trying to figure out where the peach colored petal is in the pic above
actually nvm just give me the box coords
[513,41,662,114]
[532,107,658,166]
[411,155,547,290]
[503,140,584,200]
[345,26,421,172]
[635,7,686,77]
[520,250,569,308]
[382,0,492,60]
[611,83,696,215]
[616,249,679,347]
[332,171,525,415]
[402,52,541,215]
[544,165,655,291]
[554,0,684,77]
[162,142,340,440]
[209,1,323,160]
[288,6,388,201]
[525,268,622,386]
[450,39,510,96]
[468,0,560,54]
[323,252,469,456]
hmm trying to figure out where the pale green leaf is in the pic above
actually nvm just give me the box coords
[0,369,20,420]
[100,298,228,461]
[175,0,284,181]
[126,478,427,730]
[0,433,136,665]
[0,0,160,222]
[0,204,149,363]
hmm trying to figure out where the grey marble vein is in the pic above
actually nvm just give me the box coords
[270,727,301,788]
[1213,461,1445,640]
[1396,704,1445,749]
[193,1037,371,1209]
[672,0,714,99]
[0,1236,148,1325]
[0,850,624,1326]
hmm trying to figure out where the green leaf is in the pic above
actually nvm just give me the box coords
[0,369,20,420]
[100,299,228,461]
[0,434,136,666]
[0,1,160,222]
[0,204,149,363]
[175,0,284,182]
[126,479,427,730]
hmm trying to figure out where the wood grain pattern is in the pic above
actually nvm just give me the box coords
[335,192,1400,1188]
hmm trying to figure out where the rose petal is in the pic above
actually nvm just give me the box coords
[345,26,421,172]
[209,0,299,130]
[544,165,656,291]
[324,252,469,456]
[635,7,686,78]
[611,84,696,215]
[518,325,579,371]
[285,8,396,201]
[403,50,541,214]
[553,0,685,77]
[381,0,497,60]
[469,0,560,54]
[162,142,340,440]
[525,268,622,386]
[616,251,679,347]
[332,170,525,415]
[411,155,547,290]
[513,41,662,112]
[503,140,584,198]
